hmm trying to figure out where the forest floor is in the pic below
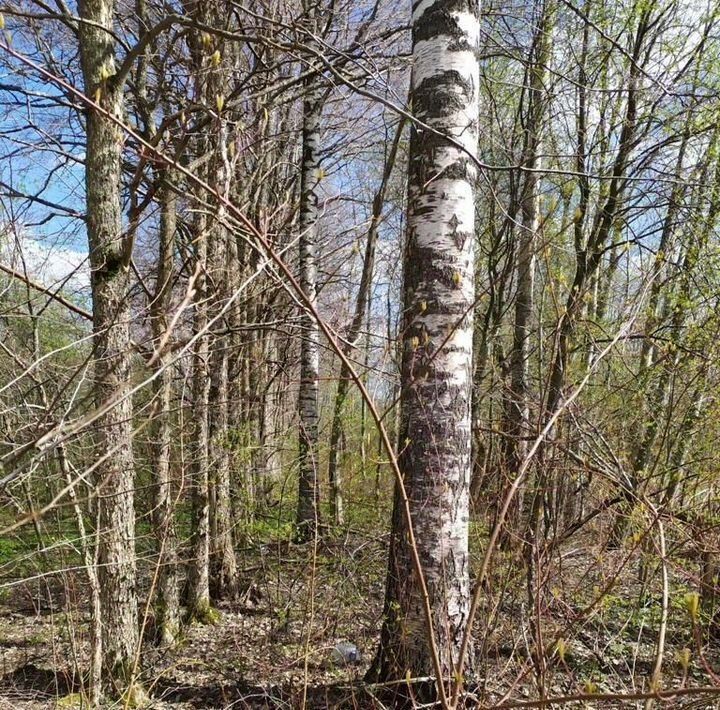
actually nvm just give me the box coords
[0,524,719,708]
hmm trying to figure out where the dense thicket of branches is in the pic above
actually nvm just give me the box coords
[2,0,720,708]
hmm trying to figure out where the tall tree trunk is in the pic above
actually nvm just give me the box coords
[326,119,404,527]
[228,300,255,523]
[295,76,323,542]
[77,0,140,695]
[133,0,181,649]
[369,0,480,700]
[208,99,239,600]
[501,0,553,544]
[183,0,230,621]
[185,209,213,622]
[208,285,239,600]
[209,334,239,599]
[256,334,277,504]
[150,169,181,645]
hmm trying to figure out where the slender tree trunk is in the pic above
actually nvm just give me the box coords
[295,80,323,542]
[369,0,480,699]
[501,0,553,544]
[267,333,290,497]
[663,386,705,507]
[183,1,230,621]
[208,102,239,600]
[186,211,213,622]
[470,215,514,509]
[133,0,181,648]
[499,7,554,684]
[209,334,239,599]
[208,318,239,599]
[150,170,181,645]
[58,443,102,706]
[610,143,720,545]
[228,302,256,523]
[258,337,279,503]
[638,130,690,377]
[326,119,404,527]
[78,0,141,696]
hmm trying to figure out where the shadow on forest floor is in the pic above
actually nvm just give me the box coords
[1,664,387,708]
[0,662,80,700]
[153,676,384,709]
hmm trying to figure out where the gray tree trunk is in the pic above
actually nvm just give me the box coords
[369,0,480,698]
[185,210,212,622]
[132,0,181,648]
[501,0,553,542]
[208,174,239,598]
[184,0,230,622]
[209,332,239,598]
[78,0,140,695]
[150,170,181,645]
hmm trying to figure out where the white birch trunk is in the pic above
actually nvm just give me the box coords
[370,0,480,694]
[295,86,323,541]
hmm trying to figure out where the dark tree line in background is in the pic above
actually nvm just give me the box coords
[2,0,720,707]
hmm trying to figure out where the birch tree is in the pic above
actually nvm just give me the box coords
[369,0,480,698]
[295,4,324,542]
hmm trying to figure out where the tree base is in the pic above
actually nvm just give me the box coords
[185,600,221,625]
[120,681,150,708]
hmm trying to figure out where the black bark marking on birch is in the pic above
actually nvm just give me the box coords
[414,72,475,116]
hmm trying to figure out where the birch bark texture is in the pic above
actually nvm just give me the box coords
[371,0,480,690]
[77,0,139,691]
[295,81,323,542]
